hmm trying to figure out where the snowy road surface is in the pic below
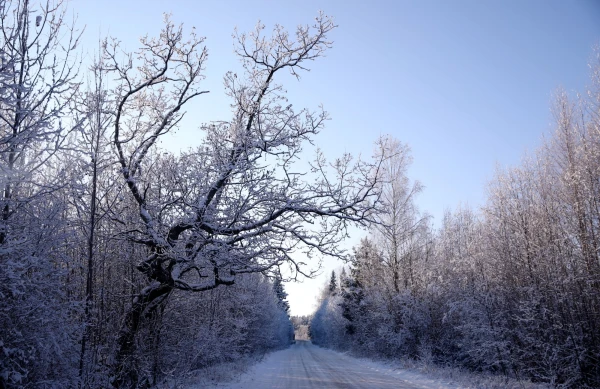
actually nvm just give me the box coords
[210,340,455,389]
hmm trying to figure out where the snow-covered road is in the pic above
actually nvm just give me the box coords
[208,340,456,389]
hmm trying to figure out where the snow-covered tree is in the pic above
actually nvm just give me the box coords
[329,270,338,295]
[0,1,82,387]
[103,14,387,387]
[373,136,429,292]
[273,274,291,315]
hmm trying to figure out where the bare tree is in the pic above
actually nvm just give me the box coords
[0,0,81,243]
[373,136,428,292]
[68,52,118,385]
[104,14,385,387]
[0,1,83,387]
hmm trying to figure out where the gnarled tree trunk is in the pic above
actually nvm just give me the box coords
[112,283,172,388]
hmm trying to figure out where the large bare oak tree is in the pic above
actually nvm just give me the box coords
[105,14,386,387]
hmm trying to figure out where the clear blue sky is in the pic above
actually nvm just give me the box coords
[73,0,600,316]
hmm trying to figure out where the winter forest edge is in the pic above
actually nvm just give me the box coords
[310,78,600,387]
[0,1,599,388]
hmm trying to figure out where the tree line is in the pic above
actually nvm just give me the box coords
[0,1,388,388]
[311,62,600,388]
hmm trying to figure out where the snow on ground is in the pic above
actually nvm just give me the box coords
[190,340,458,389]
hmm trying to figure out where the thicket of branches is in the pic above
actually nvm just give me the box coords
[311,57,600,388]
[4,1,598,388]
[0,1,388,388]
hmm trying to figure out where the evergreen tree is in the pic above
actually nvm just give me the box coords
[273,276,290,314]
[340,267,347,284]
[329,270,338,295]
[340,275,364,336]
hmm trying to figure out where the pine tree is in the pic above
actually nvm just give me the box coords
[273,276,290,314]
[329,270,338,295]
[340,275,364,336]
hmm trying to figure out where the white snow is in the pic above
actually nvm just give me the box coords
[192,340,458,389]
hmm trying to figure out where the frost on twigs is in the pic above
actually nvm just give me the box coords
[109,13,383,297]
[0,1,83,387]
[109,14,385,386]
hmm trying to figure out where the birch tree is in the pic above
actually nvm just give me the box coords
[374,136,429,292]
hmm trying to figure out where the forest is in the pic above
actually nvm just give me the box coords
[310,79,600,388]
[0,1,387,388]
[1,0,599,388]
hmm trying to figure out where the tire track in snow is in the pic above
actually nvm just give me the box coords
[208,340,456,389]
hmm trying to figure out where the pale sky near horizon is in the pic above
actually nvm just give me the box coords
[71,0,600,316]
